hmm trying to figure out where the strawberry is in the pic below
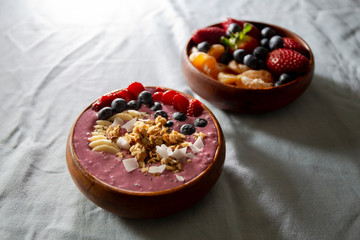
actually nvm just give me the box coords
[127,82,145,98]
[192,27,226,45]
[282,37,308,56]
[187,99,203,117]
[236,36,259,53]
[266,48,310,77]
[161,90,177,105]
[152,91,163,102]
[172,94,189,113]
[114,89,134,102]
[222,18,260,40]
[220,23,259,53]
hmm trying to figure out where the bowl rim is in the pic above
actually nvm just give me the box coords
[68,86,225,197]
[184,20,315,92]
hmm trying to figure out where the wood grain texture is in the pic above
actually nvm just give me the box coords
[182,21,315,113]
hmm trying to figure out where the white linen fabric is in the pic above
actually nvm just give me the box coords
[1,0,360,239]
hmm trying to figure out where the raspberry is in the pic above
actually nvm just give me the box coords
[187,99,203,117]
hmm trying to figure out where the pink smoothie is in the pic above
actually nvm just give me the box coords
[72,89,219,192]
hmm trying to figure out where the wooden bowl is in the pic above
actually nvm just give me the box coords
[66,87,226,218]
[181,21,315,113]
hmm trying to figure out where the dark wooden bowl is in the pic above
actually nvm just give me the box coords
[181,21,315,113]
[66,87,226,218]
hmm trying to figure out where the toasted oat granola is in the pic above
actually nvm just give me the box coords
[108,116,191,173]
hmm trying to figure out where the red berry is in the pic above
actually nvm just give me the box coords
[266,48,310,77]
[172,94,189,114]
[237,36,259,53]
[222,18,260,40]
[187,99,203,117]
[155,87,166,92]
[116,89,134,102]
[92,94,112,111]
[161,90,177,105]
[127,82,145,98]
[192,27,226,45]
[152,91,163,102]
[282,37,308,56]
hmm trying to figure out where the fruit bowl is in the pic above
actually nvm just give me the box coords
[66,83,225,218]
[181,19,315,113]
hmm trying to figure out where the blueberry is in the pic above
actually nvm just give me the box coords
[97,107,113,120]
[154,110,168,119]
[219,51,233,64]
[261,27,276,38]
[225,31,231,38]
[111,98,127,113]
[150,102,162,111]
[227,23,242,33]
[233,49,247,63]
[164,120,174,127]
[127,100,140,110]
[172,112,187,121]
[269,35,284,50]
[257,59,267,70]
[138,91,153,105]
[194,118,208,127]
[197,41,210,53]
[260,38,270,48]
[253,46,268,60]
[275,73,293,86]
[243,54,258,69]
[180,124,196,135]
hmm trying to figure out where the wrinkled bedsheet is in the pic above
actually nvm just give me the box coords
[1,0,360,239]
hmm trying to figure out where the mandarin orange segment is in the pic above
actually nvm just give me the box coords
[218,72,238,85]
[189,52,219,79]
[241,70,274,83]
[207,44,225,61]
[227,60,251,74]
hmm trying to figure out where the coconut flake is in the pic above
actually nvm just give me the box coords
[122,158,139,172]
[156,144,169,159]
[186,153,196,159]
[172,147,187,160]
[148,164,166,174]
[176,175,185,182]
[121,118,137,132]
[116,137,130,150]
[167,146,173,156]
[190,143,201,153]
[194,137,204,149]
[110,117,124,128]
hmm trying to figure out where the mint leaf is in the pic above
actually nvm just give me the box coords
[242,23,252,35]
[220,36,232,48]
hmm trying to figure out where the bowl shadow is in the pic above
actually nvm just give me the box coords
[222,73,360,152]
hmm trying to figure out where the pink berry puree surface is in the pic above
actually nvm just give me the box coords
[72,89,219,192]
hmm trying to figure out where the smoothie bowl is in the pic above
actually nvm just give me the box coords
[181,18,314,113]
[66,82,225,218]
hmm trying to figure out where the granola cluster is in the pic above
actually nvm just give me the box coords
[106,116,190,173]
